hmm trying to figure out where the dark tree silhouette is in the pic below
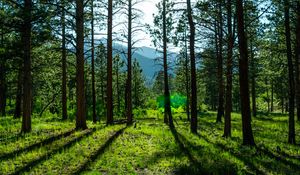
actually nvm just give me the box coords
[61,0,67,121]
[126,0,133,125]
[14,65,23,119]
[236,0,255,146]
[216,0,224,123]
[0,51,6,117]
[21,0,32,133]
[284,0,295,144]
[295,1,300,121]
[223,0,233,138]
[187,0,197,133]
[107,0,114,125]
[162,0,174,128]
[75,0,87,130]
[91,0,97,123]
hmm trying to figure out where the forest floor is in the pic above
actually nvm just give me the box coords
[0,111,300,175]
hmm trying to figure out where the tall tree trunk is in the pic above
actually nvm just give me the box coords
[75,0,87,130]
[216,0,224,123]
[271,80,274,112]
[286,100,289,113]
[107,0,113,125]
[282,97,284,114]
[84,52,88,120]
[295,1,300,121]
[223,0,233,138]
[250,41,256,118]
[22,0,32,133]
[0,5,6,117]
[91,0,96,123]
[0,54,6,117]
[266,79,270,113]
[187,0,197,133]
[184,27,190,121]
[14,65,23,119]
[162,0,174,128]
[126,0,133,125]
[236,0,255,146]
[284,0,295,144]
[116,61,120,115]
[100,55,105,104]
[134,60,138,108]
[61,0,68,120]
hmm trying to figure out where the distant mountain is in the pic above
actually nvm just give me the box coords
[88,39,177,84]
[135,46,162,59]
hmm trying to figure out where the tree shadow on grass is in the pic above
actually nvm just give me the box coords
[256,146,300,169]
[141,127,236,175]
[74,127,127,174]
[0,132,26,142]
[0,129,76,160]
[198,133,300,175]
[254,116,286,124]
[256,112,288,117]
[135,142,191,174]
[174,130,242,175]
[170,128,202,165]
[170,130,212,175]
[12,128,96,175]
[194,133,265,175]
[273,148,300,159]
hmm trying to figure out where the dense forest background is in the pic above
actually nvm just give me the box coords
[0,0,300,174]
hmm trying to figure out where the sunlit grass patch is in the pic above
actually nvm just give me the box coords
[24,124,125,175]
[0,111,299,175]
[83,121,190,175]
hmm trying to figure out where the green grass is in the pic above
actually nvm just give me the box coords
[0,111,299,174]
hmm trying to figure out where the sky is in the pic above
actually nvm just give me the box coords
[133,0,160,48]
[134,0,183,52]
[94,0,181,51]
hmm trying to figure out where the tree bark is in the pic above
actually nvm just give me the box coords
[223,0,233,137]
[75,0,87,130]
[187,0,197,133]
[14,65,23,119]
[271,80,274,112]
[61,0,68,120]
[266,79,270,113]
[216,0,224,123]
[126,0,133,125]
[107,0,114,125]
[282,97,284,114]
[91,0,97,123]
[250,41,256,118]
[184,27,190,121]
[116,59,120,114]
[295,1,300,121]
[236,0,255,146]
[0,5,6,117]
[22,0,32,133]
[0,53,6,117]
[284,0,295,144]
[134,60,138,108]
[100,47,105,105]
[162,0,174,128]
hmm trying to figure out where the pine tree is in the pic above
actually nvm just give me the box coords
[21,0,33,133]
[236,0,255,146]
[107,0,114,125]
[75,0,87,130]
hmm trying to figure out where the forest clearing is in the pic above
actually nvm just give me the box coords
[1,112,300,174]
[1,0,300,174]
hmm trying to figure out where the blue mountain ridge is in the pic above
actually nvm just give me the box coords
[85,39,177,83]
